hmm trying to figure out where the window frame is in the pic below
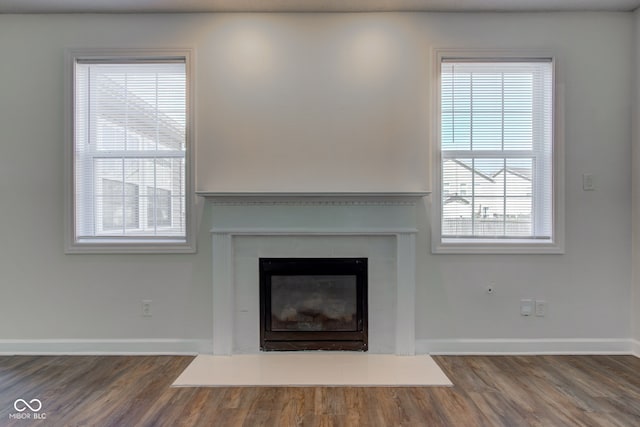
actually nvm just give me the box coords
[64,48,196,254]
[431,49,564,254]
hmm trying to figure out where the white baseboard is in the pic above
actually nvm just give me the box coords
[0,339,212,355]
[1,338,635,357]
[416,338,635,355]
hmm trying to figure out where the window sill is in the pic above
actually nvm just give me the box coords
[65,239,196,254]
[432,238,564,255]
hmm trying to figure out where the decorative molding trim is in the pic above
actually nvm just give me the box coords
[416,338,635,355]
[632,339,640,358]
[197,192,429,206]
[209,200,419,206]
[211,228,419,235]
[0,339,211,355]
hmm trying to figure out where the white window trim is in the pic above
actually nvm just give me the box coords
[64,48,197,254]
[431,48,565,254]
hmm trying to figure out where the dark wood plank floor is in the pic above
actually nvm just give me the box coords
[0,354,638,426]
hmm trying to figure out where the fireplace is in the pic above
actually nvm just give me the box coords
[202,192,424,355]
[259,258,368,351]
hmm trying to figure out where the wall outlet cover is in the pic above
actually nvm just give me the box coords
[520,299,533,316]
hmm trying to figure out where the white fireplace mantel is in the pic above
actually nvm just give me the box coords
[201,192,427,356]
[197,191,429,204]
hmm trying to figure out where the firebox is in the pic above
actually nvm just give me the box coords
[259,258,368,351]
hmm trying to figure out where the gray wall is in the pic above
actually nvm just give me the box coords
[0,12,633,353]
[634,9,640,353]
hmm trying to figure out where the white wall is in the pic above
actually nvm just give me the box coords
[0,12,633,353]
[195,13,429,192]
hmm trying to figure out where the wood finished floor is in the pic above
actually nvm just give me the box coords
[0,355,638,426]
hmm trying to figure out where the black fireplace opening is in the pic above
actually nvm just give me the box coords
[259,258,368,351]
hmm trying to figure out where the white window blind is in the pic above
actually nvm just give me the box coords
[440,59,554,243]
[74,60,187,243]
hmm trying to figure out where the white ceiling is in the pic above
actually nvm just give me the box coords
[1,0,639,14]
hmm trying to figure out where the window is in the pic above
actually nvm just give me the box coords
[148,186,172,228]
[433,51,563,254]
[102,179,139,231]
[66,50,194,253]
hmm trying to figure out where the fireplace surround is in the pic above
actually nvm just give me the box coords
[199,192,427,355]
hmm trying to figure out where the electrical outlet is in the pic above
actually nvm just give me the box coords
[142,300,152,317]
[520,299,533,316]
[535,300,547,317]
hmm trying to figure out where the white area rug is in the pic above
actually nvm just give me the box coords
[172,353,453,387]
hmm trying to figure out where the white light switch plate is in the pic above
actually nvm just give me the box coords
[583,173,595,191]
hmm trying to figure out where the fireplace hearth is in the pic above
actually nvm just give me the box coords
[259,258,368,351]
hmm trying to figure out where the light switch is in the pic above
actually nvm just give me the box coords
[535,300,547,317]
[583,173,595,191]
